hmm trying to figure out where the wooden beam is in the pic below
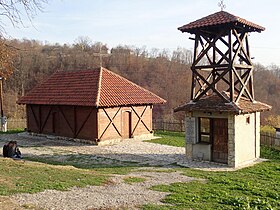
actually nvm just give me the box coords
[193,64,228,70]
[236,70,254,103]
[58,106,75,135]
[198,36,213,65]
[229,29,234,101]
[191,72,195,100]
[249,69,255,100]
[75,107,95,138]
[232,67,254,102]
[194,73,213,98]
[193,68,230,102]
[131,105,151,135]
[219,69,248,94]
[191,35,199,100]
[235,69,253,103]
[193,31,223,66]
[232,30,251,65]
[30,105,40,132]
[99,107,122,139]
[40,106,53,133]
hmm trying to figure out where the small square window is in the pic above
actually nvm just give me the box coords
[246,116,250,124]
[199,118,211,143]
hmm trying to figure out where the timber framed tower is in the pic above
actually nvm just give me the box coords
[178,11,265,103]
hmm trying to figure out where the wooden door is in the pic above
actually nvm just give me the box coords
[212,118,228,164]
[122,111,131,139]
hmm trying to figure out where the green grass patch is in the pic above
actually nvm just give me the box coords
[0,158,107,196]
[261,146,280,161]
[0,128,25,134]
[123,176,146,184]
[150,161,280,209]
[145,146,280,210]
[145,131,185,147]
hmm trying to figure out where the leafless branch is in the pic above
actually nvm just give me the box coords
[0,0,48,35]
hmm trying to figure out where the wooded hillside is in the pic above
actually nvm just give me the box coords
[3,38,280,124]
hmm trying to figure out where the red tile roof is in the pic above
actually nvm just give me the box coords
[17,67,166,107]
[178,11,265,34]
[174,92,271,114]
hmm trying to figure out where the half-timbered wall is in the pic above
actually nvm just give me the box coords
[97,105,153,141]
[26,104,153,143]
[26,104,98,141]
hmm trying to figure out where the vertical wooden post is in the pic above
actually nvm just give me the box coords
[228,29,234,102]
[0,77,3,118]
[191,35,199,100]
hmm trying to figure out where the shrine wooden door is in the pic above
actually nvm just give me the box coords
[122,111,132,139]
[212,118,228,164]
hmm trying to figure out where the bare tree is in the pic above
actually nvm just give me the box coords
[74,36,93,52]
[0,0,48,78]
[0,0,47,33]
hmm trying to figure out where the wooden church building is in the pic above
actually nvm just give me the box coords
[175,10,271,167]
[17,67,166,145]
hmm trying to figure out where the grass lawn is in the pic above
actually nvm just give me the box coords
[0,158,107,196]
[123,176,146,184]
[145,130,185,147]
[145,158,280,210]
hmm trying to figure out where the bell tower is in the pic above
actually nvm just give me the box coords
[178,11,265,104]
[175,9,271,167]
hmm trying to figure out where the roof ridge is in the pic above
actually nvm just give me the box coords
[95,67,103,107]
[101,67,166,103]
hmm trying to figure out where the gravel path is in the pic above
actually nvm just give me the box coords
[12,171,198,210]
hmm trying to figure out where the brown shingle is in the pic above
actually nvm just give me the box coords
[174,93,271,114]
[178,11,265,34]
[17,67,166,107]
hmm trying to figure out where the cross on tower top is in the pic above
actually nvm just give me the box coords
[218,0,226,11]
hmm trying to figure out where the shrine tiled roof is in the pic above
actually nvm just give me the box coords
[174,92,271,114]
[178,11,265,34]
[17,67,166,107]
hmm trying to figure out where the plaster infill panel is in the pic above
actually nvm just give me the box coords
[234,113,257,166]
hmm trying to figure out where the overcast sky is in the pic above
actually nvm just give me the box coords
[4,0,280,66]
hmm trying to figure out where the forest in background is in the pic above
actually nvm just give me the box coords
[2,37,280,125]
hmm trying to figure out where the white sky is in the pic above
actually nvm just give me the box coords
[3,0,280,66]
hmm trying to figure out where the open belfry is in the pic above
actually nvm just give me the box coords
[175,8,271,167]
